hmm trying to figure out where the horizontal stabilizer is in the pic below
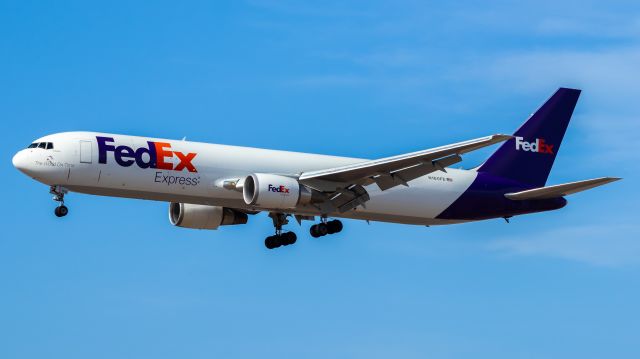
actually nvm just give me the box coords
[505,177,621,200]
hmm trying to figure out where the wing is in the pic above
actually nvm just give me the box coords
[299,134,511,213]
[504,177,621,200]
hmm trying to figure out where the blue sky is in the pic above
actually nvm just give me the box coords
[1,1,639,358]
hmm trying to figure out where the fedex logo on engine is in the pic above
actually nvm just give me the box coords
[96,136,198,172]
[268,184,290,194]
[515,137,554,154]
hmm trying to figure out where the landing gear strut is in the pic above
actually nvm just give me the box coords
[264,213,297,249]
[50,185,69,217]
[310,218,343,238]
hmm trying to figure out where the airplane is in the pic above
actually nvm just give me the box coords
[12,88,620,249]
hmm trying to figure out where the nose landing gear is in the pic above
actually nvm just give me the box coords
[50,185,69,217]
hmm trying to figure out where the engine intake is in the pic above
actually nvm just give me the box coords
[242,173,318,209]
[169,203,248,230]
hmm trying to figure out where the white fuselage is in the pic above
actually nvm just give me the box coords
[13,132,478,225]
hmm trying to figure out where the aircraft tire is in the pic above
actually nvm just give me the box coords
[265,236,280,249]
[54,205,68,217]
[327,220,343,234]
[310,225,321,238]
[317,223,329,236]
[284,232,297,245]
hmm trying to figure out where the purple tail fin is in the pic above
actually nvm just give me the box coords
[478,88,581,187]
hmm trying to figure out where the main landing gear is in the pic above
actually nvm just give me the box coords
[263,214,344,249]
[50,185,69,217]
[265,213,297,250]
[265,232,297,249]
[310,219,343,238]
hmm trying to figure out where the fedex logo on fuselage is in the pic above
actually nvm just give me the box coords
[515,136,554,154]
[96,136,198,172]
[268,184,290,194]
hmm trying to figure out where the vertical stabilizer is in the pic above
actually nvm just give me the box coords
[478,88,581,187]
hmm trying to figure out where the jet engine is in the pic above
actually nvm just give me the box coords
[169,203,248,230]
[242,173,318,209]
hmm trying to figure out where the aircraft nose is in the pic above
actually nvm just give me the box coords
[12,150,29,173]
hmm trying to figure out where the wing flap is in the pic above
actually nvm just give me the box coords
[374,154,462,191]
[505,177,621,200]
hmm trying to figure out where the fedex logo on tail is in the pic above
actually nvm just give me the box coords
[515,137,554,154]
[97,136,198,172]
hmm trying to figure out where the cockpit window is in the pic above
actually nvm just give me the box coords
[27,142,54,149]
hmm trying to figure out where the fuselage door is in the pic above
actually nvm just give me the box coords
[80,140,92,163]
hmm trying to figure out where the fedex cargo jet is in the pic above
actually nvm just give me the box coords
[12,88,619,249]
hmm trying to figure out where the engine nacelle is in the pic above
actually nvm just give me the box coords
[243,173,313,209]
[169,203,248,230]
